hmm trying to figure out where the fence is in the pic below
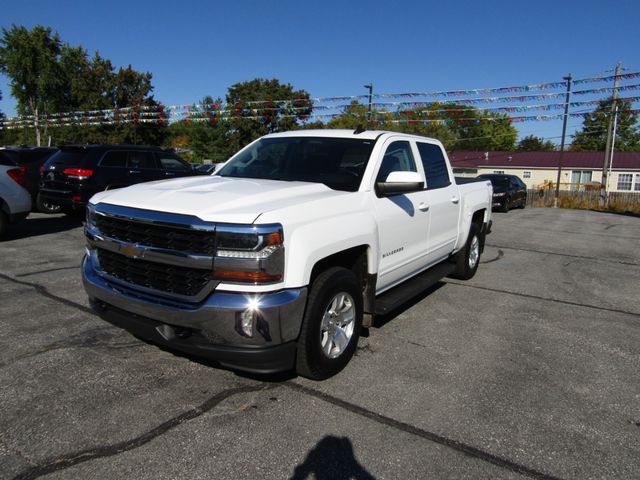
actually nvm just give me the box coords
[526,189,640,212]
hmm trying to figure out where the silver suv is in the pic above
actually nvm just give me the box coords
[0,155,32,238]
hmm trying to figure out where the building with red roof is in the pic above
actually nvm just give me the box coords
[449,151,640,192]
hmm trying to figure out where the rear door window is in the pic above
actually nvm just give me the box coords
[99,151,128,168]
[416,142,450,190]
[157,153,190,172]
[128,151,157,169]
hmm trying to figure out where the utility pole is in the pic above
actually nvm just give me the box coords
[554,74,572,207]
[600,62,623,204]
[605,101,620,194]
[363,83,373,121]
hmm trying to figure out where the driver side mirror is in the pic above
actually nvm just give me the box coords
[376,171,424,197]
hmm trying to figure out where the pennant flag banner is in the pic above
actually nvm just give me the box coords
[573,71,640,85]
[3,71,640,131]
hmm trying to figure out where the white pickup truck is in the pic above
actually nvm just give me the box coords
[83,129,492,379]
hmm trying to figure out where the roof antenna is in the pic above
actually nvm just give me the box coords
[354,125,366,134]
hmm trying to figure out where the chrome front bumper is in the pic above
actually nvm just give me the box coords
[82,255,307,373]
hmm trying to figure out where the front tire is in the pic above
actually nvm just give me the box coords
[296,267,363,380]
[451,223,482,280]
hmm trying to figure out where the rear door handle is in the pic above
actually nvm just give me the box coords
[451,196,459,204]
[129,170,141,174]
[418,202,430,211]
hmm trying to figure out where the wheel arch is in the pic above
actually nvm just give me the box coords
[308,245,377,324]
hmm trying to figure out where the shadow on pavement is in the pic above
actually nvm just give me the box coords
[3,214,83,241]
[290,435,376,480]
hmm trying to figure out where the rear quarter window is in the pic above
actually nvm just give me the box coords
[0,151,18,166]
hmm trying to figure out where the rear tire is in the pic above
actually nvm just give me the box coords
[296,267,363,380]
[451,223,482,280]
[0,210,7,238]
[36,193,62,214]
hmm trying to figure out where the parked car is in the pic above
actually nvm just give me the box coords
[0,147,58,210]
[38,145,196,214]
[478,173,527,212]
[0,154,32,238]
[194,163,227,175]
[83,129,493,379]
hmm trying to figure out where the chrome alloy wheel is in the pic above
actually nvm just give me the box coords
[468,234,480,270]
[320,292,356,359]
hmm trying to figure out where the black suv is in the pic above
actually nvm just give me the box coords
[478,173,527,212]
[39,145,195,212]
[0,147,58,208]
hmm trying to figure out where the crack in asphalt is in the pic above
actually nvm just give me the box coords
[0,328,143,369]
[0,272,94,315]
[11,384,274,480]
[486,243,640,267]
[15,265,79,278]
[445,281,640,318]
[287,382,564,480]
[515,227,639,240]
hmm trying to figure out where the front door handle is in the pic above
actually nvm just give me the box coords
[451,196,459,204]
[129,170,141,174]
[418,202,430,211]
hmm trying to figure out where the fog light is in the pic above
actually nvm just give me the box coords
[237,309,256,338]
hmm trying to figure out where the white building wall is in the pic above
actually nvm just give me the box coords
[455,167,638,192]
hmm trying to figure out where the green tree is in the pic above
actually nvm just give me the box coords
[0,25,65,145]
[168,96,230,161]
[225,78,312,152]
[450,108,517,151]
[325,101,369,130]
[386,103,460,150]
[0,25,166,146]
[571,99,640,151]
[517,135,556,151]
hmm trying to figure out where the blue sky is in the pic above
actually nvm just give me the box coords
[1,0,638,143]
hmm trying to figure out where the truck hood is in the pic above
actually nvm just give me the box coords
[90,176,348,224]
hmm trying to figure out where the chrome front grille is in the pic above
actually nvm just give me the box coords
[95,214,216,256]
[97,249,213,298]
[88,204,218,300]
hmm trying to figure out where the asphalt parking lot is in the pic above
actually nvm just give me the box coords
[1,207,639,480]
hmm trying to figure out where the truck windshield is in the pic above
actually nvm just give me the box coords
[217,137,376,192]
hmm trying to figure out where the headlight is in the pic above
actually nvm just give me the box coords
[86,203,97,228]
[493,192,506,197]
[213,224,284,284]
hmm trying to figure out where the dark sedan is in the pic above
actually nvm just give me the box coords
[478,174,527,212]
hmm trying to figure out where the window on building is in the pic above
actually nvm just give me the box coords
[635,174,640,191]
[523,171,531,179]
[493,170,504,174]
[617,173,632,191]
[571,170,593,191]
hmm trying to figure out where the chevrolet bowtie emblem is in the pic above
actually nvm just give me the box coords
[119,244,144,259]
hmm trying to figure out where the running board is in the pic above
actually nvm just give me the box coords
[373,260,455,316]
